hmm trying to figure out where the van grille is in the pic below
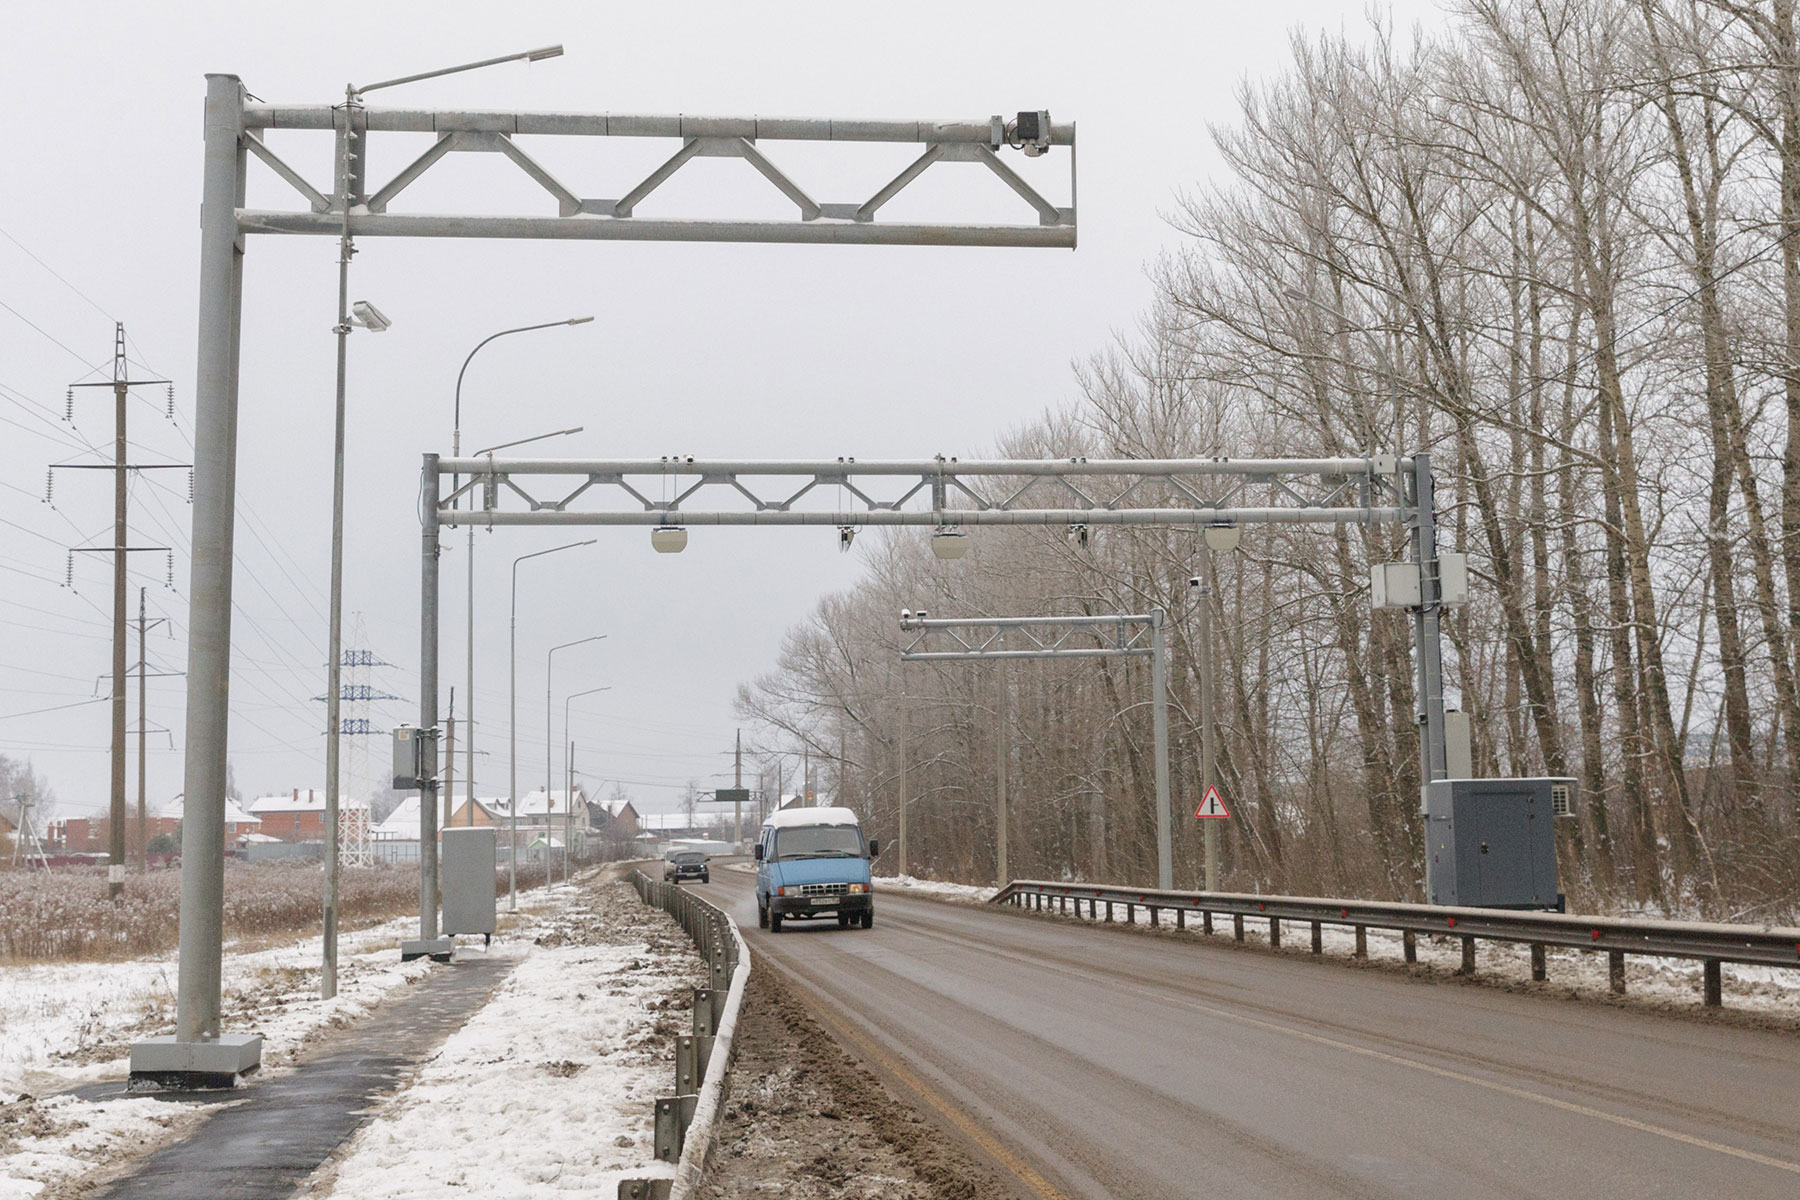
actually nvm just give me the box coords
[799,883,847,898]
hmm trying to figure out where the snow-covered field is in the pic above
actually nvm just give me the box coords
[296,877,702,1199]
[871,873,998,905]
[0,883,574,1199]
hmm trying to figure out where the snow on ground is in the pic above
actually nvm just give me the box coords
[1025,897,1800,1017]
[296,876,703,1200]
[0,882,573,1199]
[871,874,998,905]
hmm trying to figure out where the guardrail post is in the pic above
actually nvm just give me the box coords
[1203,910,1213,935]
[1106,901,1114,922]
[1127,903,1136,924]
[1703,959,1722,1007]
[1060,895,1067,914]
[1310,921,1322,954]
[653,1094,699,1162]
[1530,943,1547,982]
[1232,914,1244,942]
[1176,908,1185,930]
[1354,926,1367,958]
[1608,951,1626,995]
[1403,929,1417,963]
[693,987,718,1037]
[1459,937,1475,975]
[618,1180,672,1200]
[1269,917,1281,948]
[676,1034,699,1094]
[1149,906,1160,928]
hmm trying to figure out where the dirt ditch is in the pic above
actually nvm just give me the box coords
[696,965,1006,1200]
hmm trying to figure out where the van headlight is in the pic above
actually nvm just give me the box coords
[847,883,867,894]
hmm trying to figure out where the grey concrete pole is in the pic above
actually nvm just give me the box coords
[1197,545,1218,891]
[136,588,147,873]
[175,73,247,1046]
[995,632,1008,887]
[1152,609,1172,890]
[420,455,442,941]
[547,636,604,879]
[1410,453,1449,792]
[110,364,127,901]
[466,527,475,826]
[509,564,519,910]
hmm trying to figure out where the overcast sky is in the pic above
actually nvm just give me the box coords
[0,1,1448,819]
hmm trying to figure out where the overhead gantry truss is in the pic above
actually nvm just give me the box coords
[431,455,1411,528]
[240,105,1076,246]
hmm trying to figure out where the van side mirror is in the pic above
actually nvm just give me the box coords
[868,839,880,859]
[754,844,764,861]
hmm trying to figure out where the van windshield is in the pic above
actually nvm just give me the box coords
[774,825,864,859]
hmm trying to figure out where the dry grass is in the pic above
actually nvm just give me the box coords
[0,859,559,961]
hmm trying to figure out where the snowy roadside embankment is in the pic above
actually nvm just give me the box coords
[1038,900,1800,1018]
[296,876,704,1199]
[0,883,573,1199]
[872,873,998,905]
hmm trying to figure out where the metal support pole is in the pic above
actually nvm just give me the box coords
[1152,610,1172,891]
[136,588,147,873]
[1411,453,1449,796]
[466,525,476,825]
[174,73,247,1047]
[1197,546,1219,892]
[322,109,354,996]
[509,567,519,910]
[896,687,908,878]
[420,454,442,941]
[995,633,1008,887]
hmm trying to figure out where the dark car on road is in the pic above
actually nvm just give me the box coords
[664,849,710,884]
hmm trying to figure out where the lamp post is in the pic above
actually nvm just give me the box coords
[563,685,611,883]
[322,45,564,1001]
[510,540,594,909]
[453,319,592,850]
[547,637,606,881]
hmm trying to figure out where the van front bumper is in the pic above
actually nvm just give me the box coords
[771,891,872,919]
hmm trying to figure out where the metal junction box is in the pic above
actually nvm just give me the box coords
[441,827,497,936]
[1425,778,1572,909]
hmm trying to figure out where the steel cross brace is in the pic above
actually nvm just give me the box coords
[897,611,1175,890]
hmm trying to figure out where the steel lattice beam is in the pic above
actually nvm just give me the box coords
[432,455,1411,529]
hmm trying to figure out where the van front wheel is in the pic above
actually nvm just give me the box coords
[861,910,873,930]
[769,911,783,933]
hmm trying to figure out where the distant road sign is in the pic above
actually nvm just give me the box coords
[711,788,751,805]
[1195,786,1230,819]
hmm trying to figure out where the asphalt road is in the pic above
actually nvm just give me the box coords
[696,870,1800,1200]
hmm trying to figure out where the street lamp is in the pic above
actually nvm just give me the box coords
[510,539,594,909]
[321,43,566,1000]
[563,685,612,883]
[453,322,591,848]
[548,637,606,882]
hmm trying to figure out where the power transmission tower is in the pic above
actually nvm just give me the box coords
[313,624,397,870]
[11,795,52,871]
[62,324,183,899]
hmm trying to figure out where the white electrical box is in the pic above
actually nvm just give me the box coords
[1438,552,1469,606]
[1444,709,1473,778]
[1371,561,1421,609]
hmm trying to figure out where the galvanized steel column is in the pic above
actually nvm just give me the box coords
[1152,610,1172,890]
[175,74,247,1044]
[420,454,441,940]
[1410,454,1449,792]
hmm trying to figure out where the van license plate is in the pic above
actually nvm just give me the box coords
[812,897,838,906]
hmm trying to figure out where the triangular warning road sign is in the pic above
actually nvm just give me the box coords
[1194,785,1230,819]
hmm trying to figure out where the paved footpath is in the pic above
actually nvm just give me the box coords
[88,956,512,1200]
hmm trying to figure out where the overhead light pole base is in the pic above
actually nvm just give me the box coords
[128,1033,263,1091]
[401,937,454,962]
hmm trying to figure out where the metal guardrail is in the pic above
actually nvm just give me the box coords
[993,879,1800,1007]
[619,872,751,1200]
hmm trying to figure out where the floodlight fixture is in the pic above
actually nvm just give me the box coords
[350,300,392,332]
[1203,522,1241,552]
[930,528,969,560]
[651,526,688,554]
